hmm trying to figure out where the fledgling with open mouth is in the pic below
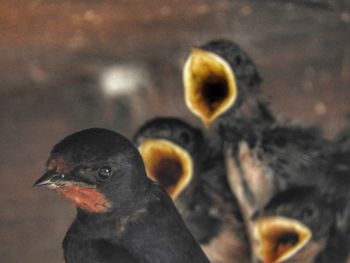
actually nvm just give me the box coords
[133,117,250,263]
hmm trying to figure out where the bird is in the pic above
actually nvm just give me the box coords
[183,39,273,130]
[251,186,337,263]
[226,116,350,263]
[225,125,327,217]
[133,117,250,263]
[182,39,335,261]
[182,39,276,214]
[33,128,211,263]
[183,39,330,214]
[223,125,332,263]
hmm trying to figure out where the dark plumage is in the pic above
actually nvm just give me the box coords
[34,128,210,263]
[223,125,335,263]
[320,125,350,206]
[183,39,330,213]
[226,125,328,216]
[133,117,250,263]
[183,40,346,262]
[183,39,276,211]
[314,127,350,262]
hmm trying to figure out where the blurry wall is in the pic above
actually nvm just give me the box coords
[0,1,349,262]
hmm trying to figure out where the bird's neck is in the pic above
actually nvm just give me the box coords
[218,98,274,147]
[73,181,152,237]
[115,184,209,263]
[73,208,116,240]
[236,97,274,125]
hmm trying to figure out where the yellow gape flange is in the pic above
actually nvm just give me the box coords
[183,48,238,125]
[253,216,312,263]
[139,139,193,199]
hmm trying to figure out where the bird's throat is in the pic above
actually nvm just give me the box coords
[53,185,112,213]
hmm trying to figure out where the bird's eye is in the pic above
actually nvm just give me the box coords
[97,166,113,181]
[300,207,316,221]
[180,131,191,145]
[235,55,242,66]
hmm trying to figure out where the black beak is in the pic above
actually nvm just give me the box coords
[33,170,63,187]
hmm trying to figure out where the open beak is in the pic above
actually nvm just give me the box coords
[138,139,193,199]
[183,48,238,125]
[253,216,312,263]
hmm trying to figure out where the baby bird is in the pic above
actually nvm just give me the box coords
[182,39,334,262]
[252,186,336,263]
[183,39,271,129]
[183,39,275,214]
[133,117,250,263]
[183,39,330,213]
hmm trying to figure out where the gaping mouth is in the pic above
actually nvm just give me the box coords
[138,139,193,199]
[253,216,312,263]
[183,48,238,125]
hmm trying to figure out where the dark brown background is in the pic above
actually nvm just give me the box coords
[0,1,349,262]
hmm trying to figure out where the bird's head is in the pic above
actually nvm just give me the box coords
[133,117,224,243]
[252,187,333,263]
[133,117,204,199]
[183,39,262,125]
[34,128,149,214]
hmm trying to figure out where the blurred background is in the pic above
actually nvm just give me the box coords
[0,0,349,262]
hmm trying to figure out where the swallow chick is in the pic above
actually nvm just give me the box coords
[183,39,273,129]
[223,118,349,263]
[223,125,333,263]
[182,39,276,261]
[182,39,333,261]
[133,117,250,263]
[252,187,336,263]
[182,39,276,214]
[33,128,210,263]
[183,39,331,212]
[225,125,328,216]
